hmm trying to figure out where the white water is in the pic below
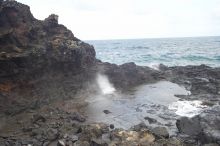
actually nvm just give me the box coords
[148,63,160,70]
[169,100,208,118]
[96,73,115,95]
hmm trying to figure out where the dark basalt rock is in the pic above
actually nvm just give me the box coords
[0,0,97,115]
[69,112,86,122]
[144,116,157,124]
[151,127,169,138]
[167,64,220,95]
[177,106,220,144]
[98,62,164,89]
[176,116,202,136]
[103,110,111,114]
[0,0,96,80]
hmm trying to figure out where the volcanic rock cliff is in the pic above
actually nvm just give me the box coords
[0,0,101,116]
[0,0,96,78]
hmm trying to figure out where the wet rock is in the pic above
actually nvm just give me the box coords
[109,124,114,129]
[177,106,220,144]
[152,127,169,138]
[69,112,86,122]
[103,110,111,114]
[99,62,163,89]
[176,116,202,136]
[132,122,147,131]
[159,64,169,71]
[144,116,157,124]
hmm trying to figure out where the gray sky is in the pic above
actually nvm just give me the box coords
[18,0,220,40]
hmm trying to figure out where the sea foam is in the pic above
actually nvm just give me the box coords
[169,100,207,118]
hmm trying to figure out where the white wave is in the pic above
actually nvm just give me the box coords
[168,100,207,118]
[96,73,116,95]
[147,63,160,70]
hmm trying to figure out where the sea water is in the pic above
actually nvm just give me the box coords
[87,36,220,68]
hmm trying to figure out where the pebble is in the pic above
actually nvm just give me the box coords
[103,110,111,114]
[110,124,114,129]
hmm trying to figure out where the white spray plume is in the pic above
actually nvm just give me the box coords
[96,73,116,95]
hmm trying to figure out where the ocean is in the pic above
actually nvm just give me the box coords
[87,36,220,68]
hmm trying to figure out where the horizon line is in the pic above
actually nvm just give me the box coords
[84,35,220,41]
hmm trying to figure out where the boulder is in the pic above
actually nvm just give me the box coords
[103,110,111,114]
[176,116,202,136]
[69,112,86,122]
[151,127,169,138]
[176,106,220,144]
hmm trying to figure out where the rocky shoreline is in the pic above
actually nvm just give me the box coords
[0,1,220,146]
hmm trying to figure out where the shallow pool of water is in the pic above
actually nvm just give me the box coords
[84,81,195,135]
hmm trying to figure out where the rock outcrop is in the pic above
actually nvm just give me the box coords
[0,0,97,115]
[165,65,220,95]
[98,62,163,89]
[0,0,96,78]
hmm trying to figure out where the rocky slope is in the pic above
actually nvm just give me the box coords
[0,0,220,146]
